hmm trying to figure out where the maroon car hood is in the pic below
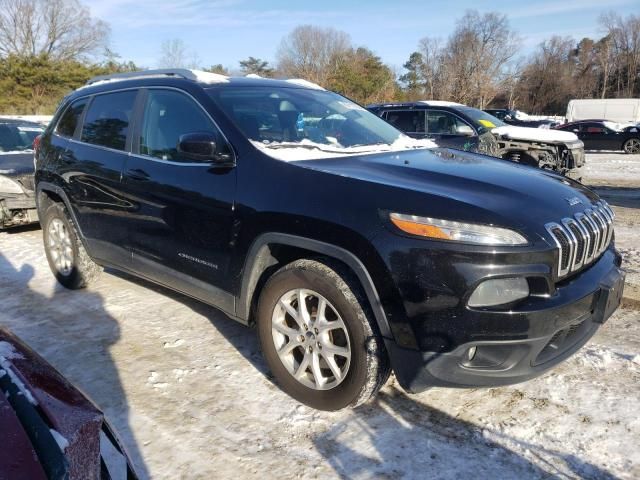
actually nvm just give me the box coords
[0,328,103,479]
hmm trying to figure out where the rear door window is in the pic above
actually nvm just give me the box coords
[81,90,137,151]
[384,110,426,133]
[582,123,606,134]
[56,99,87,138]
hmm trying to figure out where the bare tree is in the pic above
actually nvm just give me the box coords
[442,11,520,108]
[594,35,615,98]
[417,37,442,100]
[276,25,351,85]
[157,38,199,69]
[517,36,576,114]
[0,0,109,60]
[599,12,640,97]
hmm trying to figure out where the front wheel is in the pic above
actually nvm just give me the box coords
[257,259,390,410]
[623,138,640,154]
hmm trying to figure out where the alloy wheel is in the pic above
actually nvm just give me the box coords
[271,288,351,390]
[624,138,640,154]
[47,218,73,276]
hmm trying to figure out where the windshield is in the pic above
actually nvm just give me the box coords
[0,122,43,153]
[456,107,506,134]
[207,86,435,160]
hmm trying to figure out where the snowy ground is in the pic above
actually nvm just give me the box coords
[0,153,639,479]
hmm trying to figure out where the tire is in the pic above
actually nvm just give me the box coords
[257,258,390,410]
[42,202,102,289]
[623,138,640,154]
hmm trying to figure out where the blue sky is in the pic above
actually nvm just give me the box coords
[86,0,639,72]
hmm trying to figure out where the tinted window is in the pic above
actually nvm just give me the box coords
[56,99,87,138]
[385,110,425,133]
[427,111,473,135]
[456,107,505,133]
[578,123,605,133]
[81,91,137,151]
[139,90,223,162]
[0,122,43,152]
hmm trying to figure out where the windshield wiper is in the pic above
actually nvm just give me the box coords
[264,143,367,154]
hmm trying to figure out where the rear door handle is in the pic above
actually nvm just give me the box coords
[126,168,150,181]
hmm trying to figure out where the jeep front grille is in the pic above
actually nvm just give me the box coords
[545,201,614,278]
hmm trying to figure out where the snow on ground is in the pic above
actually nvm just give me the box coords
[0,153,639,479]
[585,152,640,292]
[583,152,640,187]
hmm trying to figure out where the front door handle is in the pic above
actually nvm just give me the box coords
[126,168,150,181]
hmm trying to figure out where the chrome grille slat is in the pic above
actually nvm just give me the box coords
[545,200,614,279]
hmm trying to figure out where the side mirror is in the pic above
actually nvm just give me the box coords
[456,124,475,136]
[572,128,579,133]
[178,132,232,164]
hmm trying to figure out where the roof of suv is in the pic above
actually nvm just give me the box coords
[367,101,466,109]
[71,69,325,98]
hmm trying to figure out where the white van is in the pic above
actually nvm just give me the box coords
[566,98,640,123]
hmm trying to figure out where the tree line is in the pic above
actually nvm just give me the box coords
[0,0,638,115]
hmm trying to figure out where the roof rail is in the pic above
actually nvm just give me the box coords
[85,68,230,86]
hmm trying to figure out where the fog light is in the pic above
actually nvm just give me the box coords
[468,277,529,308]
[467,346,477,361]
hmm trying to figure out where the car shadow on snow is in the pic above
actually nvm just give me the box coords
[312,387,618,479]
[0,252,150,479]
[591,186,640,209]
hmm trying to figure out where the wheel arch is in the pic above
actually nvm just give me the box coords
[238,233,392,339]
[36,182,87,241]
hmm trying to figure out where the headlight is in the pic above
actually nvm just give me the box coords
[468,277,530,307]
[389,213,527,245]
[0,175,24,194]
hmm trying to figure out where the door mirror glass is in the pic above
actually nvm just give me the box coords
[178,132,217,161]
[456,124,475,136]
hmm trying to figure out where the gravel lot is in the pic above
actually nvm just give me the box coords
[0,153,639,479]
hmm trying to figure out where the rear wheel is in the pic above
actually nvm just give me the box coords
[257,259,390,410]
[623,138,640,154]
[42,202,102,289]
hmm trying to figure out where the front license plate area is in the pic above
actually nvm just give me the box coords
[594,268,625,324]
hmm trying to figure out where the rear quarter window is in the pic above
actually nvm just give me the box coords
[81,90,137,151]
[56,99,87,138]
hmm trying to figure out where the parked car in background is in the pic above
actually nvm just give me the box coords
[555,119,640,153]
[368,101,584,180]
[35,69,623,411]
[0,118,43,229]
[566,98,640,123]
[483,108,560,128]
[0,327,138,479]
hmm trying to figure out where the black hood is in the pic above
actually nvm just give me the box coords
[0,152,35,191]
[291,148,599,242]
[0,152,34,178]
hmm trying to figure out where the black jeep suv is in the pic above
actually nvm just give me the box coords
[35,70,624,410]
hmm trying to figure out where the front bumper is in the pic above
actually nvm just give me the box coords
[0,192,38,228]
[384,248,625,393]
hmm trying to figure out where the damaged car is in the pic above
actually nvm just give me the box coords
[0,118,43,229]
[367,101,585,181]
